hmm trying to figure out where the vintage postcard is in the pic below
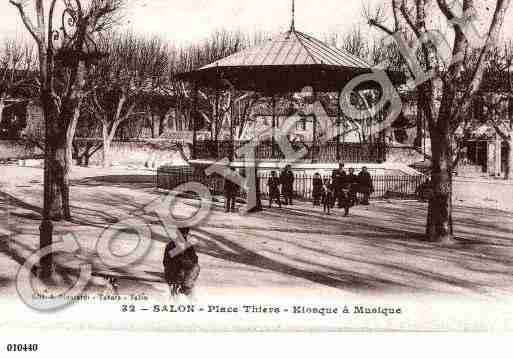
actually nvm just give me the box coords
[1,0,513,347]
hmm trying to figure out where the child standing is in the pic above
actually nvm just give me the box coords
[321,178,334,214]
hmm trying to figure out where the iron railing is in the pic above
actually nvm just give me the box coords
[157,166,425,201]
[193,140,387,163]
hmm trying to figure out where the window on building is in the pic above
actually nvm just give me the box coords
[296,118,306,131]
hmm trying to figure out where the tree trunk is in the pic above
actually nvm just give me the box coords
[151,113,160,138]
[61,143,72,219]
[83,143,94,167]
[102,122,120,168]
[102,128,112,168]
[0,98,5,128]
[53,143,67,220]
[426,132,453,243]
[414,101,424,148]
[160,111,170,135]
[58,59,86,220]
[505,138,513,180]
[44,124,66,221]
[60,114,79,220]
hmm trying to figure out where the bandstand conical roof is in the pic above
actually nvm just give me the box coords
[200,29,370,69]
[177,27,388,93]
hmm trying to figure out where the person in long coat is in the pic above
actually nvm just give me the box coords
[358,166,374,205]
[267,171,282,208]
[321,178,335,214]
[332,163,349,210]
[312,172,323,207]
[280,165,295,205]
[347,168,359,206]
[223,168,239,213]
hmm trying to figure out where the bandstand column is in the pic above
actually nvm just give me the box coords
[337,90,341,162]
[271,94,276,159]
[311,114,317,163]
[230,88,235,162]
[215,67,220,159]
[192,82,198,160]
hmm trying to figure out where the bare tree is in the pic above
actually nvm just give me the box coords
[326,27,417,145]
[10,0,124,278]
[342,27,370,60]
[365,0,512,243]
[172,30,267,141]
[0,39,37,127]
[232,92,259,140]
[73,103,102,166]
[88,32,169,167]
[482,42,513,179]
[142,92,175,138]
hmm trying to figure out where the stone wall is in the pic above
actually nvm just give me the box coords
[82,140,189,168]
[0,140,42,161]
[385,146,428,166]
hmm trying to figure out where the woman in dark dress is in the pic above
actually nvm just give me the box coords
[312,172,323,207]
[358,167,374,205]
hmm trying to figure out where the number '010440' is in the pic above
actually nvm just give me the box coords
[6,344,39,352]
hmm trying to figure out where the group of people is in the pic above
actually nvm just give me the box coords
[224,163,374,216]
[312,163,374,216]
[223,164,296,212]
[267,165,295,209]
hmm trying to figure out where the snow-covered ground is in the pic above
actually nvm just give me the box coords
[1,164,513,302]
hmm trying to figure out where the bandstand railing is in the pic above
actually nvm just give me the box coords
[156,167,424,200]
[193,140,387,163]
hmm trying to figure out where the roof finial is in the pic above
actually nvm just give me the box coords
[290,0,295,31]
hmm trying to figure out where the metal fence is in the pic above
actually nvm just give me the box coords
[193,140,387,163]
[157,166,426,201]
[257,173,424,200]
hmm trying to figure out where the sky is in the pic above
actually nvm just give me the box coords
[1,0,513,47]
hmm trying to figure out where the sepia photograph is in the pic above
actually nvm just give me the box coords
[1,0,513,350]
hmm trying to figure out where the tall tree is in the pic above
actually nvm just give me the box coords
[10,0,124,278]
[0,39,37,128]
[366,0,511,242]
[231,92,259,140]
[88,32,169,167]
[172,30,267,141]
[327,27,414,145]
[483,42,513,179]
[73,103,102,166]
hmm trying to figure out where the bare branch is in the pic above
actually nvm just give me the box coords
[399,0,420,38]
[436,0,457,21]
[9,0,40,43]
[453,0,512,122]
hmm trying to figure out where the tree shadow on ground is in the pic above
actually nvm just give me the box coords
[5,236,164,296]
[255,232,490,294]
[1,189,122,229]
[185,213,513,294]
[0,189,42,214]
[73,175,155,190]
[66,207,120,228]
[190,228,422,293]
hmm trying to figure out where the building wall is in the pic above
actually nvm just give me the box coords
[81,140,188,168]
[460,138,505,177]
[247,99,362,143]
[0,140,42,160]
